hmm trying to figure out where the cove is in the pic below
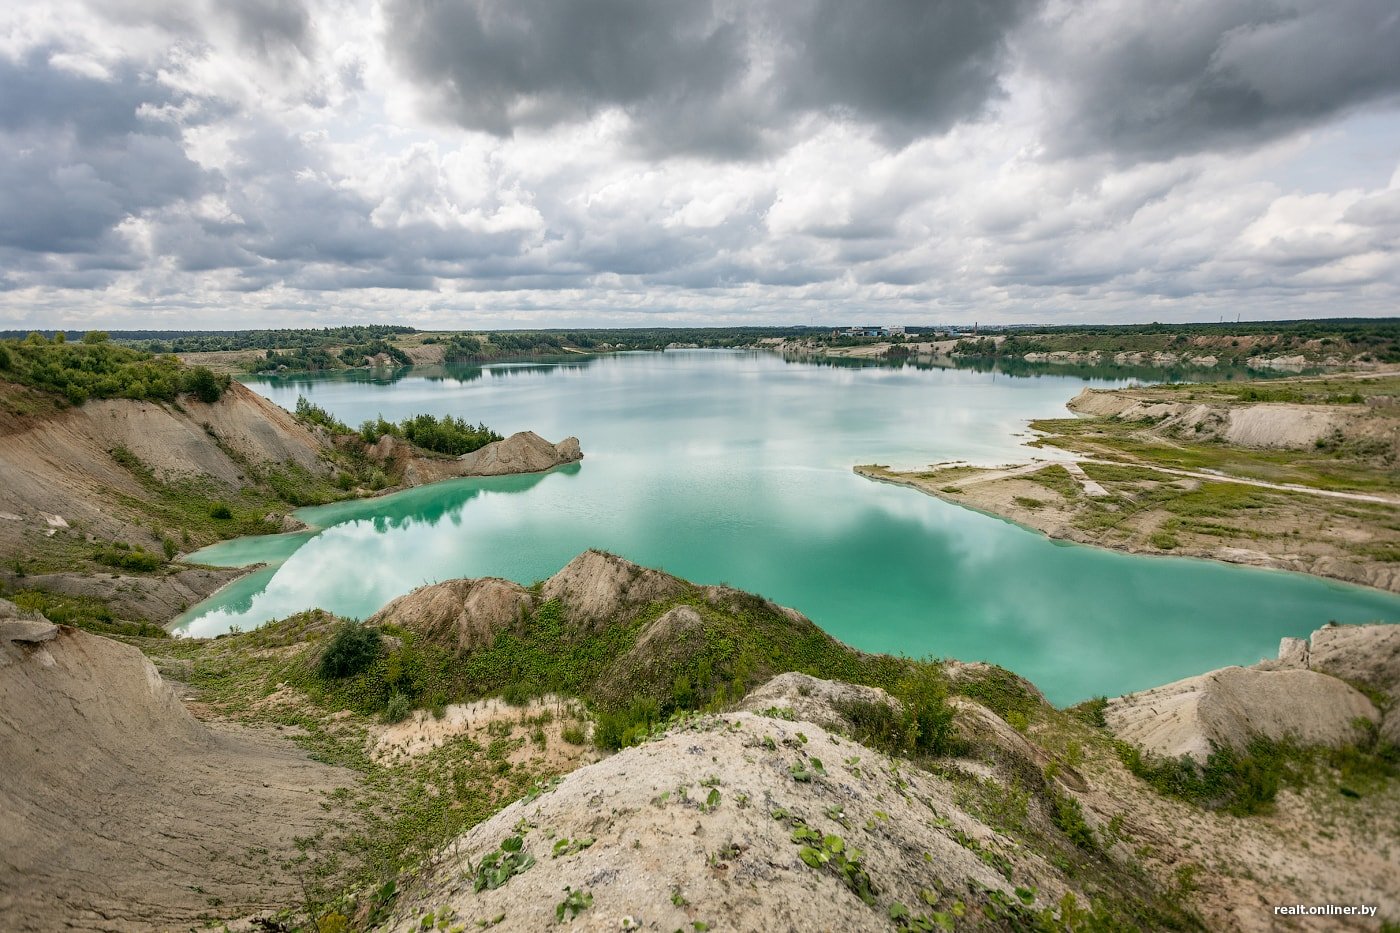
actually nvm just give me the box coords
[176,351,1400,705]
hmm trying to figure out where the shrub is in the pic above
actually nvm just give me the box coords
[1118,738,1288,816]
[294,396,352,434]
[836,665,961,759]
[92,544,162,572]
[209,503,233,520]
[359,412,502,456]
[317,621,383,679]
[594,697,661,749]
[181,366,229,403]
[384,692,413,723]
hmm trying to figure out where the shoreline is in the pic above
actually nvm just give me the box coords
[166,456,586,634]
[856,459,1400,597]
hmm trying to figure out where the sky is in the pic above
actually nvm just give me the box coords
[2,0,1399,330]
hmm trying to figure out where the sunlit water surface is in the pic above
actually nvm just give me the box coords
[176,352,1400,704]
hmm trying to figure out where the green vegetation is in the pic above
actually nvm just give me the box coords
[359,412,502,456]
[295,396,353,433]
[317,621,383,678]
[0,333,230,405]
[835,667,962,759]
[282,590,914,748]
[0,587,166,638]
[1119,731,1398,816]
[948,319,1400,365]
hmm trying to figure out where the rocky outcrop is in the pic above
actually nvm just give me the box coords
[455,430,582,476]
[1260,623,1400,746]
[370,577,534,651]
[397,431,583,486]
[540,549,686,631]
[0,610,349,931]
[1105,666,1379,762]
[1067,386,1369,452]
[737,670,896,729]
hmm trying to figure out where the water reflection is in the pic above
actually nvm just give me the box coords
[176,350,1400,702]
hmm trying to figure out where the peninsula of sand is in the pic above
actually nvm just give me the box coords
[858,371,1400,593]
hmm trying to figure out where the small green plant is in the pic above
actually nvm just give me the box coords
[550,837,594,858]
[473,836,537,892]
[1049,791,1096,850]
[789,823,876,906]
[384,692,413,724]
[209,503,233,520]
[554,886,592,923]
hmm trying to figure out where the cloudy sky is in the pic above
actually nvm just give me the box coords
[3,0,1399,330]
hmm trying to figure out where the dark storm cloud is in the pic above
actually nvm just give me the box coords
[0,51,207,254]
[383,0,1037,156]
[91,0,313,61]
[777,0,1034,145]
[1032,0,1400,160]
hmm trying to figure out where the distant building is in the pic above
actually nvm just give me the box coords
[833,325,891,338]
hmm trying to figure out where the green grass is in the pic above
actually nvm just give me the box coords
[1025,464,1080,499]
[1119,733,1399,816]
[0,587,167,637]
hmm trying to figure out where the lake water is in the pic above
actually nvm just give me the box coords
[177,351,1400,704]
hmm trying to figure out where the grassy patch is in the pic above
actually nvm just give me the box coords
[1,586,166,638]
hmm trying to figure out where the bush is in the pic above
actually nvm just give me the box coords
[359,412,502,456]
[181,366,229,403]
[294,396,352,433]
[836,665,962,759]
[1118,738,1289,816]
[209,503,233,520]
[384,692,413,723]
[594,697,661,750]
[92,544,162,572]
[318,621,383,679]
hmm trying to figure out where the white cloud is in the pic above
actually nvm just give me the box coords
[0,0,1397,328]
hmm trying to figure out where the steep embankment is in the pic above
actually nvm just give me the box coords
[0,376,582,625]
[0,599,352,932]
[0,380,323,546]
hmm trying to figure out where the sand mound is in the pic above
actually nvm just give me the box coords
[738,671,896,731]
[1105,666,1378,761]
[0,382,328,547]
[1262,623,1400,746]
[456,431,583,476]
[371,577,535,651]
[1223,404,1345,449]
[385,711,1083,933]
[0,614,350,931]
[540,550,687,631]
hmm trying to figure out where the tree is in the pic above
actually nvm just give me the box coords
[182,366,224,403]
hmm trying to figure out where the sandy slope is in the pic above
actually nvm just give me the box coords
[0,603,353,932]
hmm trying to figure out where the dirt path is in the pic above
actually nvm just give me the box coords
[1062,461,1109,497]
[1077,458,1400,505]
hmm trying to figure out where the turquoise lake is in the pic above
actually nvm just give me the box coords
[177,351,1400,704]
